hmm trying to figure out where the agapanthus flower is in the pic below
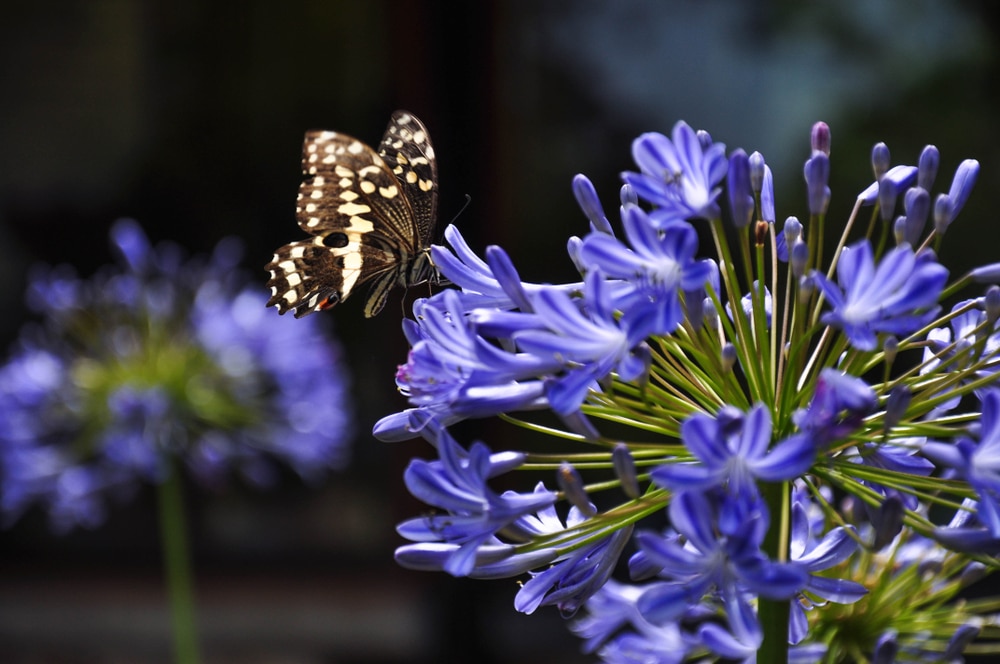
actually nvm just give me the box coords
[512,486,634,617]
[376,117,1000,662]
[622,120,728,223]
[0,220,353,532]
[812,240,948,351]
[633,490,808,624]
[514,270,652,415]
[652,405,815,501]
[578,204,716,337]
[394,411,557,577]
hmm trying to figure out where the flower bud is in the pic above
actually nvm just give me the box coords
[612,444,640,499]
[619,183,637,207]
[572,174,613,235]
[882,335,898,366]
[877,178,897,223]
[902,186,929,246]
[917,144,939,191]
[810,121,831,156]
[749,151,766,193]
[985,286,1000,324]
[933,193,953,235]
[884,384,911,431]
[871,495,904,550]
[728,149,754,228]
[783,216,802,245]
[557,462,596,517]
[893,216,907,246]
[804,153,830,215]
[945,159,980,224]
[696,129,713,150]
[872,629,899,664]
[872,142,891,181]
[791,240,809,279]
[721,342,737,372]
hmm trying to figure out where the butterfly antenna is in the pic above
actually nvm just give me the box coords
[448,194,472,226]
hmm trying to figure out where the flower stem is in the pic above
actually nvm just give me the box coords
[759,480,790,663]
[157,463,201,664]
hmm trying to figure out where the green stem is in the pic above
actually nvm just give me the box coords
[157,463,201,664]
[759,480,790,663]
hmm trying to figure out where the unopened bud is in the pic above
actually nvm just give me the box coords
[557,462,596,517]
[612,444,640,499]
[872,142,891,181]
[810,121,831,156]
[917,144,939,191]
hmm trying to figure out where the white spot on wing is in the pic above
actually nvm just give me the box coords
[338,202,371,216]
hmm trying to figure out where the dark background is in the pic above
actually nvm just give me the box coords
[1,1,998,662]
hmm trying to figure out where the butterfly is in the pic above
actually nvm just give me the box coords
[266,110,440,318]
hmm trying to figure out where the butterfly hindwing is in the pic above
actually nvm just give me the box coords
[266,111,439,318]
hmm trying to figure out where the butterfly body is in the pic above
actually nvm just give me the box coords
[266,111,440,318]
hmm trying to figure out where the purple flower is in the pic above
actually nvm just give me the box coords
[812,240,948,351]
[572,580,694,662]
[652,405,816,501]
[512,488,634,617]
[727,282,773,327]
[394,420,557,576]
[374,289,554,440]
[633,491,808,625]
[101,386,172,481]
[577,205,715,337]
[791,369,877,449]
[922,300,1000,394]
[431,224,581,311]
[515,271,651,415]
[922,390,1000,536]
[787,493,867,643]
[0,220,354,530]
[622,120,728,224]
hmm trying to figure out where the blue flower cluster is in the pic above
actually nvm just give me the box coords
[0,220,353,533]
[376,119,1000,661]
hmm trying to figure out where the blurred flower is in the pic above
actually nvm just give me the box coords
[0,220,353,532]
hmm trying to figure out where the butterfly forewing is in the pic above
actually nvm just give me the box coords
[378,111,438,246]
[266,111,439,318]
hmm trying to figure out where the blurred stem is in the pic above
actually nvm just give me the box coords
[158,462,201,664]
[759,480,790,663]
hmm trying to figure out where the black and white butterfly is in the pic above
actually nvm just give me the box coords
[266,110,440,318]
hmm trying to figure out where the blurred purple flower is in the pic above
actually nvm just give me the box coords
[0,220,354,531]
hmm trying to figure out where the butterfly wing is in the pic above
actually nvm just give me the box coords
[378,110,439,247]
[266,126,422,318]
